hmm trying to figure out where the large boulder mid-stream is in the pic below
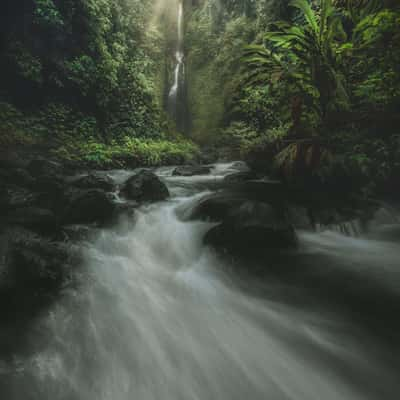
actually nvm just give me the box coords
[223,171,256,184]
[180,179,297,255]
[180,191,249,222]
[204,201,297,255]
[181,179,288,222]
[121,170,169,202]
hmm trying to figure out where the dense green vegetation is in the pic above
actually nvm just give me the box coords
[1,0,399,196]
[186,0,400,196]
[185,0,290,141]
[0,0,197,165]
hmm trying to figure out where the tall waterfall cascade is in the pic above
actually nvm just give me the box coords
[167,0,188,132]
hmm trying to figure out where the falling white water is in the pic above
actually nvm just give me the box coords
[169,52,183,99]
[168,1,184,109]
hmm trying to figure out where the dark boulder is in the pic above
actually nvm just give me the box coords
[10,238,74,291]
[105,202,137,226]
[224,171,255,184]
[288,206,314,230]
[61,224,95,242]
[229,161,250,172]
[32,174,66,212]
[0,185,38,211]
[121,170,169,202]
[5,207,57,233]
[34,173,65,194]
[204,201,297,255]
[233,179,287,204]
[0,167,35,187]
[62,188,116,225]
[28,159,64,177]
[183,180,287,222]
[172,165,211,177]
[71,172,115,192]
[182,191,248,222]
[0,152,26,169]
[0,228,78,296]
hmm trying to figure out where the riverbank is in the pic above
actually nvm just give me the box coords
[1,132,199,170]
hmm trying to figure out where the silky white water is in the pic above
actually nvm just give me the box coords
[168,1,184,105]
[1,163,400,399]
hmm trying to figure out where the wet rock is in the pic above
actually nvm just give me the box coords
[186,180,287,222]
[0,167,35,187]
[0,152,26,169]
[233,179,287,204]
[105,202,137,226]
[61,224,95,242]
[224,171,255,184]
[71,172,115,192]
[14,172,65,214]
[5,207,57,233]
[62,188,116,225]
[288,206,314,230]
[34,173,65,194]
[28,159,64,177]
[185,191,248,222]
[230,161,250,172]
[32,174,66,211]
[172,165,211,177]
[0,185,38,211]
[0,227,78,295]
[113,202,137,218]
[204,201,297,255]
[121,170,169,202]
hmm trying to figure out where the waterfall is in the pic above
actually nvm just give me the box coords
[168,0,187,132]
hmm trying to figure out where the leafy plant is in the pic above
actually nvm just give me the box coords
[244,0,350,120]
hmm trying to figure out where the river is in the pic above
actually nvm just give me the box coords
[1,163,400,399]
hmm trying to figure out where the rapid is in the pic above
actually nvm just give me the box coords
[1,163,400,399]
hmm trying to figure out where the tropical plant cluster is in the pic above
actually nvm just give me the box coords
[186,0,400,195]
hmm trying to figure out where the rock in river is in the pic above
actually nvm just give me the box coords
[5,207,57,233]
[172,165,211,177]
[62,188,116,225]
[71,172,116,192]
[204,201,297,255]
[121,170,169,202]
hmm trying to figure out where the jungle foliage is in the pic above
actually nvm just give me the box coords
[0,0,198,165]
[186,0,400,195]
[1,0,399,188]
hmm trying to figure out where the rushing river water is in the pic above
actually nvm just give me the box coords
[1,163,400,399]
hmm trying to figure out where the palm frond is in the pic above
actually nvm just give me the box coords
[290,0,319,35]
